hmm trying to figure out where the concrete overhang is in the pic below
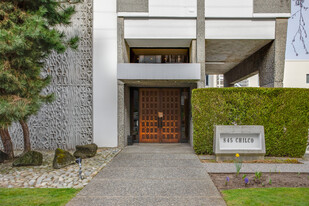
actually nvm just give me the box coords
[205,39,272,74]
[117,63,201,80]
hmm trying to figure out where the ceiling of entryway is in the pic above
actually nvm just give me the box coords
[205,39,272,74]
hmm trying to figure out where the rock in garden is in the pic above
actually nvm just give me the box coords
[73,143,98,158]
[0,150,9,163]
[12,151,43,167]
[53,148,75,169]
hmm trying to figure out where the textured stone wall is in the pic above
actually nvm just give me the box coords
[6,0,93,150]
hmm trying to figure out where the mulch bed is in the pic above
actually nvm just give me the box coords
[210,173,309,191]
[201,159,302,164]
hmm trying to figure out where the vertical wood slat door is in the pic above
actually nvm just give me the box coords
[139,88,181,143]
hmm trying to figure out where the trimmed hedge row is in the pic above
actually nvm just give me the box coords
[192,88,309,157]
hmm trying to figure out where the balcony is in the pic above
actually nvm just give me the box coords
[117,63,200,80]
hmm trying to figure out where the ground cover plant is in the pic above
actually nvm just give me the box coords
[222,187,309,206]
[192,88,309,157]
[0,188,80,206]
[210,173,309,190]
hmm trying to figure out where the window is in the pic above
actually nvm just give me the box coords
[130,48,189,63]
[307,74,309,84]
[206,75,209,86]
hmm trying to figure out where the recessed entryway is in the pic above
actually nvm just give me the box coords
[130,87,190,143]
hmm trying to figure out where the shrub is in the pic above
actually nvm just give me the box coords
[192,88,309,157]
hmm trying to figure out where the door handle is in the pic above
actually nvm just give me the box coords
[158,112,163,128]
[157,117,163,128]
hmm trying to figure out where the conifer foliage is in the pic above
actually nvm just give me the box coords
[0,0,79,158]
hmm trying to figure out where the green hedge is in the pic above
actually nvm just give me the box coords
[192,88,309,157]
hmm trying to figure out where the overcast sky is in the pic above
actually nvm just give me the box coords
[286,0,309,60]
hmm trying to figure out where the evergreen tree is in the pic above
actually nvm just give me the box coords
[0,0,79,157]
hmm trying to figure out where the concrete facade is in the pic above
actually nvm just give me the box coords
[117,0,148,12]
[5,1,292,151]
[113,0,291,147]
[254,0,291,14]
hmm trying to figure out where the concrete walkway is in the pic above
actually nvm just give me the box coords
[67,144,226,206]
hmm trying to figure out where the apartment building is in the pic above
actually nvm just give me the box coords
[9,0,291,149]
[94,0,291,147]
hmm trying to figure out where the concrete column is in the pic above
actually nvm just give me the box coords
[190,40,197,63]
[259,18,287,87]
[124,85,130,146]
[118,80,125,147]
[189,85,197,146]
[196,0,206,88]
[224,19,288,87]
[117,17,130,147]
[117,18,130,63]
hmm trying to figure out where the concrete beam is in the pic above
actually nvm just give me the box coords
[260,19,288,87]
[254,0,291,14]
[117,0,148,12]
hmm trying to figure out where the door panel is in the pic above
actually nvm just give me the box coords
[139,88,181,143]
[161,89,181,143]
[139,89,160,143]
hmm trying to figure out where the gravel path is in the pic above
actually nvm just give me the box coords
[0,148,121,189]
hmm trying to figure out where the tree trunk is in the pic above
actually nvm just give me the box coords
[0,128,14,159]
[19,119,31,153]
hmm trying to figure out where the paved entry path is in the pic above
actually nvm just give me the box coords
[67,144,226,206]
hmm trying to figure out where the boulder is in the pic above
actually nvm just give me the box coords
[53,148,75,169]
[12,151,43,167]
[0,150,9,163]
[73,143,98,158]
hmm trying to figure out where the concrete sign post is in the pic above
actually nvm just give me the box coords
[213,125,266,161]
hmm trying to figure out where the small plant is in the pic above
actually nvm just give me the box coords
[234,153,242,177]
[269,178,272,185]
[244,177,249,186]
[225,176,229,186]
[298,172,301,177]
[262,182,265,187]
[255,172,262,180]
[242,174,247,179]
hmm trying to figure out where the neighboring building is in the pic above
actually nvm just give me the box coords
[284,1,309,88]
[284,60,309,88]
[8,0,291,150]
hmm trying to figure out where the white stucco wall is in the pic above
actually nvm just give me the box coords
[284,60,309,88]
[93,0,118,147]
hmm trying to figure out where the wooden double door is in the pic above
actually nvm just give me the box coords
[139,88,181,143]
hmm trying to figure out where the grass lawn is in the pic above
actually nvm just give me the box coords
[222,187,309,206]
[0,188,80,206]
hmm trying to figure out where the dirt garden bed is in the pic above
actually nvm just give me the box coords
[201,159,302,164]
[210,173,309,191]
